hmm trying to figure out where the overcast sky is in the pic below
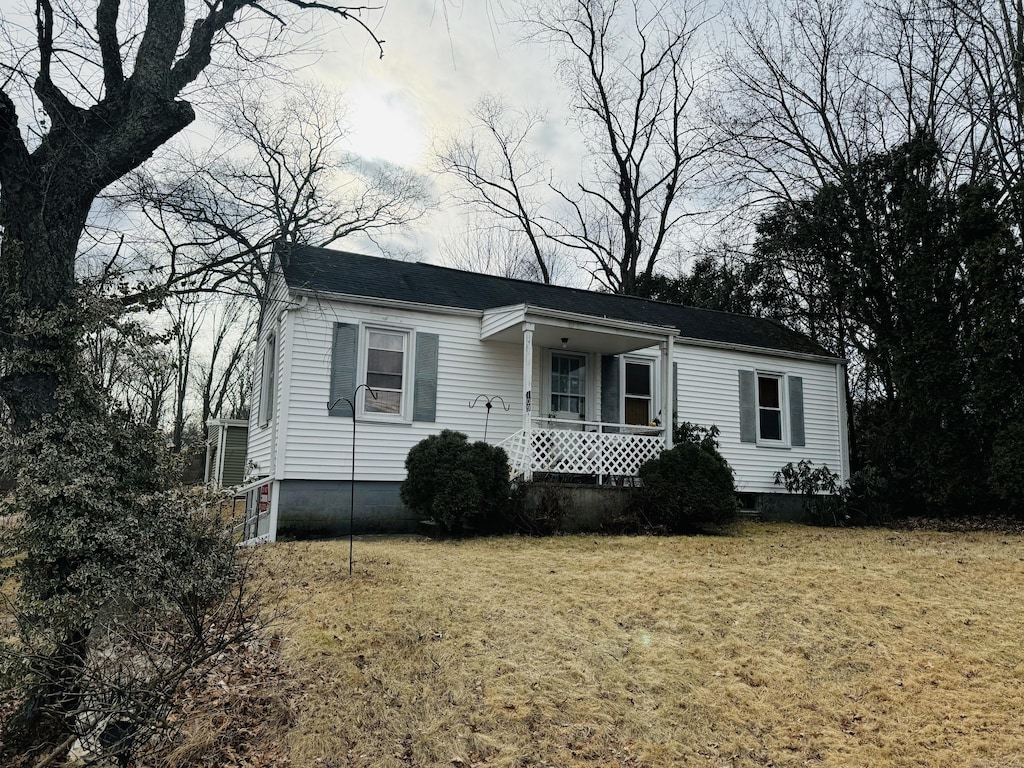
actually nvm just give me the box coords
[306,1,584,264]
[320,2,567,169]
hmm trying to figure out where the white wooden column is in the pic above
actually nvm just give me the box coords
[522,322,535,481]
[662,335,674,449]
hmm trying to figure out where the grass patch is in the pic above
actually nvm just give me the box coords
[258,524,1024,766]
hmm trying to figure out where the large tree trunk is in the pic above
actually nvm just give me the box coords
[0,94,195,431]
[0,181,90,431]
[0,96,195,753]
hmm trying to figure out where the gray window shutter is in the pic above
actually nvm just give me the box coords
[738,370,756,443]
[329,323,358,417]
[259,335,276,427]
[672,362,679,426]
[789,375,806,447]
[601,355,620,426]
[413,333,439,422]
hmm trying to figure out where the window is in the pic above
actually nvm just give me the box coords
[329,324,437,422]
[624,360,653,425]
[739,370,805,447]
[363,329,407,416]
[757,374,784,441]
[258,333,276,427]
[550,353,586,416]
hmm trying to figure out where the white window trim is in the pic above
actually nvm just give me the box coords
[621,354,660,427]
[357,323,413,423]
[755,371,788,447]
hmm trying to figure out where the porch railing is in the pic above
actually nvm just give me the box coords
[497,417,665,482]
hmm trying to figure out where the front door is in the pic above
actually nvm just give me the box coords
[549,352,587,421]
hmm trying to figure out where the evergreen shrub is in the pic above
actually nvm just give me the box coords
[401,430,510,536]
[637,423,737,532]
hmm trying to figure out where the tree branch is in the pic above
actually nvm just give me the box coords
[96,0,124,95]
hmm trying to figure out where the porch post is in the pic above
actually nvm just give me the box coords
[662,336,674,449]
[522,322,535,481]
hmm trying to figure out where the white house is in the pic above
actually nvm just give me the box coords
[240,245,850,540]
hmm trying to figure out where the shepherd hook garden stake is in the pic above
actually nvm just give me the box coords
[329,384,378,575]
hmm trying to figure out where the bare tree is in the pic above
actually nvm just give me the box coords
[83,322,176,428]
[712,0,971,214]
[437,96,559,283]
[194,299,256,431]
[439,217,567,283]
[0,0,383,431]
[119,84,432,303]
[124,346,176,430]
[521,0,717,294]
[166,297,205,452]
[947,0,1024,234]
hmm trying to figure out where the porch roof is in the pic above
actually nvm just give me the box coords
[481,303,675,354]
[279,244,835,358]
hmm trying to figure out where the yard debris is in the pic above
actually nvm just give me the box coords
[135,632,297,768]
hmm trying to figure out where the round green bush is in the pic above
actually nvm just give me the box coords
[401,430,510,536]
[638,441,737,531]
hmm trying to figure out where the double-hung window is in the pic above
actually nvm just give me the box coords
[550,353,586,417]
[364,329,407,415]
[624,360,654,425]
[757,373,784,442]
[738,369,805,447]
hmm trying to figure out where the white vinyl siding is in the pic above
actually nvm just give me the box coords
[279,300,524,482]
[246,271,291,479]
[674,346,845,493]
[248,275,845,491]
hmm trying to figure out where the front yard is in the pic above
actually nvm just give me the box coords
[206,524,1024,766]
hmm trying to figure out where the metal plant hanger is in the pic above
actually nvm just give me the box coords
[329,384,378,576]
[469,394,511,442]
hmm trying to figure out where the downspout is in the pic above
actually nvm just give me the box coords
[836,361,852,484]
[662,335,674,449]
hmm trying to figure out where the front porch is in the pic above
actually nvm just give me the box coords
[482,303,679,483]
[498,417,665,483]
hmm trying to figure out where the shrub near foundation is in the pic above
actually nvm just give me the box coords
[638,425,737,531]
[401,430,511,537]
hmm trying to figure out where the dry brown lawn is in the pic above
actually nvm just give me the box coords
[258,524,1024,767]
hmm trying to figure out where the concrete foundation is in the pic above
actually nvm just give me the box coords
[520,482,639,532]
[276,480,413,537]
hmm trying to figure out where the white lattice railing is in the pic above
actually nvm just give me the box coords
[497,417,665,481]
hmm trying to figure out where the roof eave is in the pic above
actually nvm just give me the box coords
[289,287,483,317]
[677,335,846,364]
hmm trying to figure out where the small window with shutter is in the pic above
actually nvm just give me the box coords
[757,374,784,442]
[738,369,805,447]
[329,323,438,423]
[258,333,276,428]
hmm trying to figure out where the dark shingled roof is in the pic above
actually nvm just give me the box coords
[279,245,834,358]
